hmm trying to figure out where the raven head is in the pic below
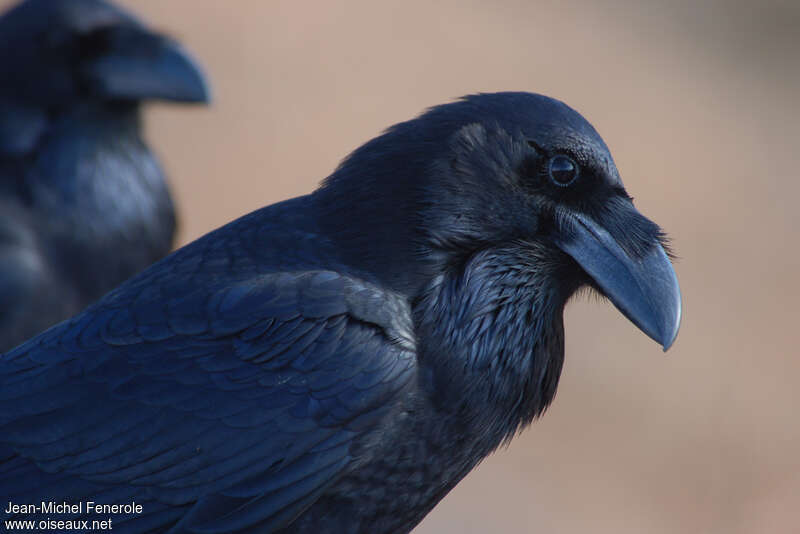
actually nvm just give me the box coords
[319,92,681,350]
[426,93,680,350]
[0,0,209,109]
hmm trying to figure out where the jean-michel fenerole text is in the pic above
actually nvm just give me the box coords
[5,501,143,515]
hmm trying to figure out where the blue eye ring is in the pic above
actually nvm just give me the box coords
[548,155,578,187]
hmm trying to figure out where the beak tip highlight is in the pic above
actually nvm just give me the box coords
[642,258,681,353]
[660,298,681,352]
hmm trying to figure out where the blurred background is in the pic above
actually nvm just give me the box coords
[7,0,799,532]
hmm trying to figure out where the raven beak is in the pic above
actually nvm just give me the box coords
[85,30,210,103]
[555,211,682,351]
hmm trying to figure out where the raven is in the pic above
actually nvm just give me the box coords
[0,0,208,351]
[0,92,681,533]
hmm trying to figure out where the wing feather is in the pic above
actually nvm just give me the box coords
[0,267,416,533]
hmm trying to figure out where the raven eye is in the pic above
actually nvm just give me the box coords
[548,155,578,186]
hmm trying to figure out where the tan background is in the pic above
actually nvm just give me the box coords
[7,0,800,532]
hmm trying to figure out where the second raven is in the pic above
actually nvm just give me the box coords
[0,0,209,350]
[0,92,680,533]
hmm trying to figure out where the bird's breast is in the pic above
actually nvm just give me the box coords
[413,245,568,442]
[29,110,175,300]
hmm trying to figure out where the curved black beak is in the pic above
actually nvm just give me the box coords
[84,29,210,103]
[555,210,682,351]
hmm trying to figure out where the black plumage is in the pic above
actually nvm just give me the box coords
[0,0,208,351]
[0,92,681,533]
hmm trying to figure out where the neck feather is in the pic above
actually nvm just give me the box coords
[414,241,574,448]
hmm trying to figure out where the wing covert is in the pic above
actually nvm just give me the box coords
[0,268,416,533]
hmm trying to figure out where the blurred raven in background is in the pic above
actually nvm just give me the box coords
[0,0,208,351]
[0,92,680,533]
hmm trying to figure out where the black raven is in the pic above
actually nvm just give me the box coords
[0,0,208,351]
[0,92,681,533]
